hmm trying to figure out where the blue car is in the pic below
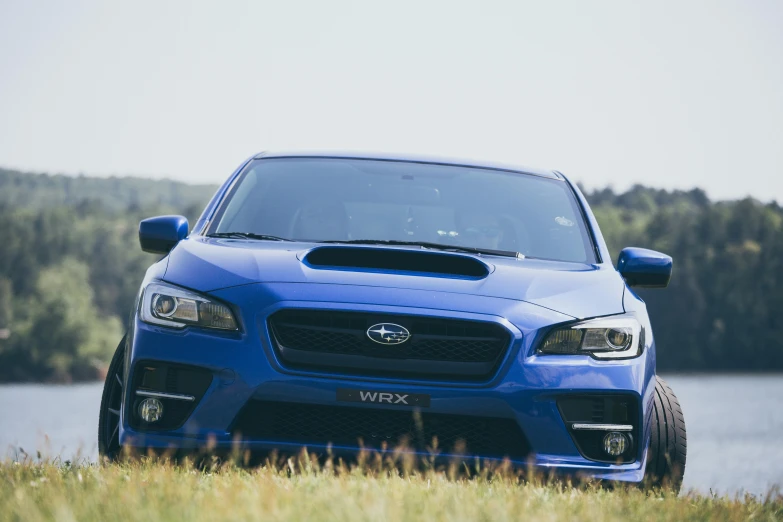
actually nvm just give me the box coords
[98,151,686,488]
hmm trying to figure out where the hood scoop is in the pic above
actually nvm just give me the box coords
[303,246,490,279]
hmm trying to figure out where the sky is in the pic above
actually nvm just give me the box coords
[1,0,782,202]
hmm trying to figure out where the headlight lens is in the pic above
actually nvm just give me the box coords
[140,281,238,330]
[538,315,643,359]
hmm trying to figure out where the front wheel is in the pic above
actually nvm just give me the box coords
[644,376,687,490]
[98,336,126,461]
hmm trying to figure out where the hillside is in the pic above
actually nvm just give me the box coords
[0,167,216,214]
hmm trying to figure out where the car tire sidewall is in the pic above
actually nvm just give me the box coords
[645,376,687,491]
[97,336,126,460]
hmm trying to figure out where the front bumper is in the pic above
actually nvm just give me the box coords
[120,282,656,482]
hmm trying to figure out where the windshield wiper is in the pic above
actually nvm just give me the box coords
[205,232,292,241]
[318,239,522,258]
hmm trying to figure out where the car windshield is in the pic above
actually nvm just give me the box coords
[209,158,595,263]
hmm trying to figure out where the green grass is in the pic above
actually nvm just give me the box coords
[1,457,781,522]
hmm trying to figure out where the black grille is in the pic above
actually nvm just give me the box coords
[275,323,366,355]
[267,310,512,381]
[591,399,605,422]
[231,401,531,460]
[557,395,639,463]
[129,362,213,432]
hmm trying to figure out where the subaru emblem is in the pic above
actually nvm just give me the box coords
[366,323,411,345]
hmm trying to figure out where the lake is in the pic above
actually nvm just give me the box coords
[1,375,782,496]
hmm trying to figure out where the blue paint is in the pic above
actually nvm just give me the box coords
[617,247,673,288]
[138,215,189,254]
[118,152,673,484]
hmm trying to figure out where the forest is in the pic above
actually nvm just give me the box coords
[0,167,781,382]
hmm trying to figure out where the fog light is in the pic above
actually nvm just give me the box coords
[603,431,628,456]
[139,398,164,423]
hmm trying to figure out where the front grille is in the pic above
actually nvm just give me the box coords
[231,401,531,460]
[267,310,512,381]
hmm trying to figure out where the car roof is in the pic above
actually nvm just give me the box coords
[252,150,562,180]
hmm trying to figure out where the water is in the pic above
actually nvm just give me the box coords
[1,375,781,495]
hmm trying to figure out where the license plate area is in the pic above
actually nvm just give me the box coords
[337,388,431,407]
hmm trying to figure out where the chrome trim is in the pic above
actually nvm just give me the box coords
[571,423,633,431]
[136,390,195,402]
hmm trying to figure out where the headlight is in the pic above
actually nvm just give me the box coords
[538,314,643,359]
[140,281,238,330]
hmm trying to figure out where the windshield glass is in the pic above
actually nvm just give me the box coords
[209,158,595,263]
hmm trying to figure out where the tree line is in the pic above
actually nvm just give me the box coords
[0,167,780,381]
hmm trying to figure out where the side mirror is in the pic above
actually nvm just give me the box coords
[617,247,672,288]
[139,215,189,254]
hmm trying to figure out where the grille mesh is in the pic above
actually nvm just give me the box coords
[231,401,531,460]
[274,324,365,354]
[269,310,510,364]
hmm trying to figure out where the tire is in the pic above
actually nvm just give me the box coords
[644,376,687,490]
[98,336,126,461]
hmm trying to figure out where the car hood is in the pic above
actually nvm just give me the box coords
[162,238,626,319]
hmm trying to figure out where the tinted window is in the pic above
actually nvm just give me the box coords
[211,158,595,263]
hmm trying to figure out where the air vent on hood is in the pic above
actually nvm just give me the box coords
[303,246,490,279]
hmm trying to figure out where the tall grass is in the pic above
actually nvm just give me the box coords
[1,454,781,522]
